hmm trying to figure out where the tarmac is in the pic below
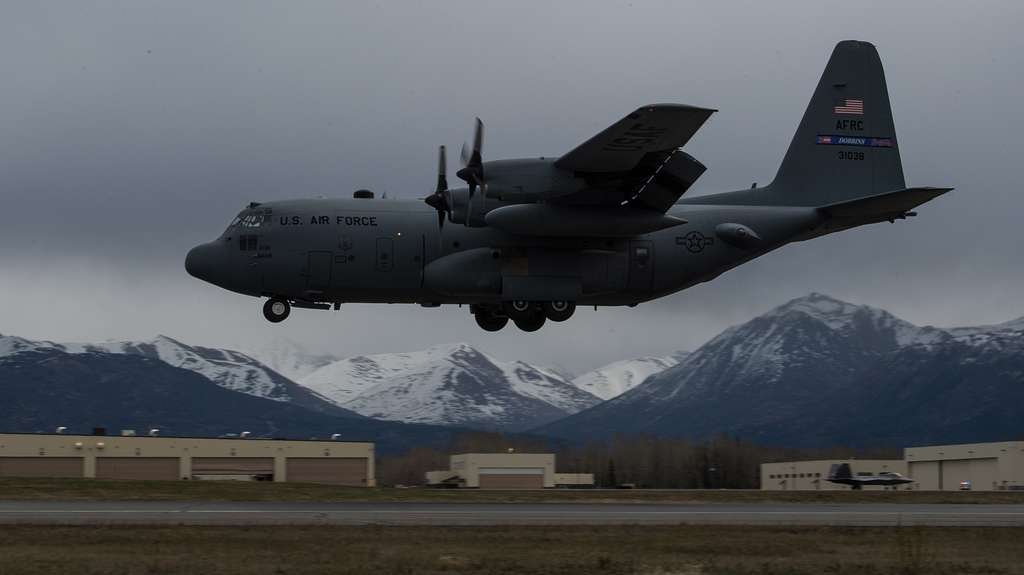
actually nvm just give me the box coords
[2,501,1024,526]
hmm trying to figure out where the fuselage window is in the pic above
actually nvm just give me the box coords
[635,246,650,268]
[239,235,258,251]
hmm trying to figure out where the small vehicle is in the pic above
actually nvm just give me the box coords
[959,480,972,491]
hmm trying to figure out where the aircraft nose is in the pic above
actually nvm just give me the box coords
[185,242,219,283]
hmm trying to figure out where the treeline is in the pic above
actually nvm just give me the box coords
[377,431,900,489]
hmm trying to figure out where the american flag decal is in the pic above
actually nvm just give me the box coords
[834,98,864,115]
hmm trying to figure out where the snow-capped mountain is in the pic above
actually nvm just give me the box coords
[540,293,1024,447]
[0,336,458,452]
[571,354,687,400]
[250,337,340,382]
[300,343,601,430]
[0,334,347,415]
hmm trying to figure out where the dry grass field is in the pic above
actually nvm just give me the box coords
[3,477,1024,504]
[0,524,1021,575]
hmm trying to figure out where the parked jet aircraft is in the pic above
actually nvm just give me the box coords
[186,41,950,332]
[826,463,914,489]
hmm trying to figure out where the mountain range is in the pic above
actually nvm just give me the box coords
[299,343,601,431]
[0,333,660,436]
[0,340,461,453]
[539,293,1024,447]
[4,293,1022,449]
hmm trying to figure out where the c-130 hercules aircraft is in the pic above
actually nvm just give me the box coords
[186,41,950,332]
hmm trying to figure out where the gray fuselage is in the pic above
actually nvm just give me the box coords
[185,192,822,308]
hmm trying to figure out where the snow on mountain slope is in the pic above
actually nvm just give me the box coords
[0,334,61,356]
[539,293,1024,445]
[300,343,601,430]
[1,334,350,415]
[571,355,684,400]
[250,338,340,381]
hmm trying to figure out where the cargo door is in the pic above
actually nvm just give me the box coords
[307,251,332,290]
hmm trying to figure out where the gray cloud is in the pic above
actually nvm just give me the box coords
[1,1,1022,373]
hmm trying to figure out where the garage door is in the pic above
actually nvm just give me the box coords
[96,458,179,481]
[941,460,973,491]
[286,458,367,486]
[192,458,274,476]
[0,457,84,478]
[909,461,940,490]
[940,458,998,491]
[478,468,545,489]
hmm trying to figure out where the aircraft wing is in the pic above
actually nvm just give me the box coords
[551,104,715,212]
[555,104,715,173]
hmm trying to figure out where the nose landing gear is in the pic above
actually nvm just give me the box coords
[262,298,291,323]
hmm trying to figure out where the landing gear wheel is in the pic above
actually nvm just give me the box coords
[503,300,538,322]
[263,298,291,323]
[543,301,576,322]
[513,311,546,332]
[474,310,509,332]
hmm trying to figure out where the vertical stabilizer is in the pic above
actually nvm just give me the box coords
[770,41,906,206]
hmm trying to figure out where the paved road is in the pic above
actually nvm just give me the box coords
[2,501,1024,526]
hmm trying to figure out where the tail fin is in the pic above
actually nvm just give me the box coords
[828,463,853,480]
[770,41,905,206]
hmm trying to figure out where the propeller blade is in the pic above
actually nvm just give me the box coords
[425,145,450,232]
[469,117,483,167]
[456,118,485,198]
[436,145,448,195]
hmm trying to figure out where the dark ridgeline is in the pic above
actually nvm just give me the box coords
[0,347,459,454]
[538,294,1024,448]
[2,293,1021,472]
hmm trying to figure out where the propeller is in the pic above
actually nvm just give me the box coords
[424,145,450,229]
[456,117,485,198]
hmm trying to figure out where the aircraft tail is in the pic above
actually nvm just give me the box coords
[828,463,853,480]
[769,40,906,206]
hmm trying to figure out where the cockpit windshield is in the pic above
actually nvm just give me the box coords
[228,210,270,230]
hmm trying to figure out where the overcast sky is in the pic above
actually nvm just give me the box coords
[1,1,1021,374]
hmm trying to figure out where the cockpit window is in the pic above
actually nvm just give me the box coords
[240,213,266,228]
[228,209,271,230]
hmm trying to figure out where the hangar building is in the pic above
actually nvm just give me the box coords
[905,441,1024,491]
[0,432,375,486]
[762,440,1024,491]
[425,453,594,489]
[761,459,907,491]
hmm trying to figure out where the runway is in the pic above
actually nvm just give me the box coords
[2,501,1023,526]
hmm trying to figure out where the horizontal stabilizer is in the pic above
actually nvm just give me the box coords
[819,187,952,219]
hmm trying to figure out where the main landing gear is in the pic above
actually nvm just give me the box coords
[263,298,291,323]
[472,301,576,332]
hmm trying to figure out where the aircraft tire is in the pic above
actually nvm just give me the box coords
[543,301,576,322]
[263,298,291,323]
[513,312,546,332]
[474,311,509,332]
[503,300,539,322]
